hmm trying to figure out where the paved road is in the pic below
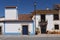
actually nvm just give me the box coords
[1,37,60,40]
[0,34,60,40]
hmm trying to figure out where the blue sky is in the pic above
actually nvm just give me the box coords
[0,0,60,17]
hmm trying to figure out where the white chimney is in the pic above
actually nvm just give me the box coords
[5,6,18,20]
[46,8,49,10]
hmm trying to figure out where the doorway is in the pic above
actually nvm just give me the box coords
[0,26,2,34]
[40,14,47,34]
[41,14,45,22]
[22,25,28,35]
[40,25,47,34]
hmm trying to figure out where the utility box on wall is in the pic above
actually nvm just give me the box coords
[5,6,18,20]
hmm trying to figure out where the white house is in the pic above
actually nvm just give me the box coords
[0,4,60,35]
[0,6,34,35]
[32,4,60,34]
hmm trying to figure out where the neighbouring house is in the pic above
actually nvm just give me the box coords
[32,4,60,34]
[0,4,60,35]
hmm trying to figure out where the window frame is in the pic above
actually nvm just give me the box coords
[54,24,59,30]
[53,14,59,20]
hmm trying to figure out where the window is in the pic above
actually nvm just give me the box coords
[54,25,59,30]
[41,14,45,22]
[53,14,59,20]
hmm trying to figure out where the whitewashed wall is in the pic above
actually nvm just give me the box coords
[53,20,60,30]
[5,8,18,20]
[21,23,33,34]
[5,23,21,33]
[32,14,54,31]
[0,22,4,34]
[32,15,41,33]
[33,15,41,28]
[46,14,54,31]
[5,22,33,34]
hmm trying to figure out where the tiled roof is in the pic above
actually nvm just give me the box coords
[0,14,33,22]
[18,14,33,21]
[32,10,59,15]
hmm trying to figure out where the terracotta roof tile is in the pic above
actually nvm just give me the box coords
[18,14,33,21]
[32,10,59,15]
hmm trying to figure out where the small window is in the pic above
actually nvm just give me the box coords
[54,25,59,30]
[53,14,59,20]
[41,14,45,21]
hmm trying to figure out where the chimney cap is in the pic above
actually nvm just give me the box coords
[5,6,17,8]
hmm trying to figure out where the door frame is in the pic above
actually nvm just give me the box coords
[22,25,28,35]
[40,25,47,34]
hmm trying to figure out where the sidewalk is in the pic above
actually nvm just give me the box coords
[0,34,60,40]
[0,34,60,37]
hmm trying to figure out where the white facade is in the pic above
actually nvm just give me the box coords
[0,6,60,35]
[3,6,34,35]
[5,23,20,33]
[32,14,60,33]
[46,14,54,31]
[33,15,41,28]
[53,20,60,29]
[5,7,18,20]
[5,22,33,35]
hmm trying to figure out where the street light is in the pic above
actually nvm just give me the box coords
[34,1,37,35]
